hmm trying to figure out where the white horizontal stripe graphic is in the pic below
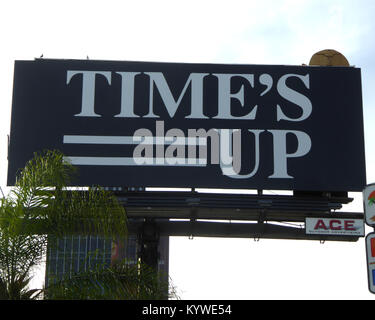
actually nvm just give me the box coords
[63,135,207,146]
[64,156,207,166]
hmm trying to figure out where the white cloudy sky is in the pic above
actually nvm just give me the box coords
[1,0,375,299]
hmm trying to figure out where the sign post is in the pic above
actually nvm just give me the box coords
[363,184,375,294]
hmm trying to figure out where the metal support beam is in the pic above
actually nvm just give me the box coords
[116,190,359,223]
[118,190,363,242]
[129,219,360,242]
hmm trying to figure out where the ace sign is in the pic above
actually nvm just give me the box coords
[305,218,364,236]
[7,59,366,190]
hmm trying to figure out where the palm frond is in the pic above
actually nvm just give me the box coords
[0,150,130,300]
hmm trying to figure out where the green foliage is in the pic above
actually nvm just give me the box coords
[0,150,178,300]
[0,150,129,299]
[45,260,177,300]
[0,194,47,300]
[0,272,42,300]
[7,150,127,238]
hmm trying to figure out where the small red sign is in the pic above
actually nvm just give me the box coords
[371,238,375,258]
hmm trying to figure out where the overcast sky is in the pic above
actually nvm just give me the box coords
[1,0,375,299]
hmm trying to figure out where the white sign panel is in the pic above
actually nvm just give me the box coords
[366,232,375,294]
[305,218,364,236]
[363,184,375,226]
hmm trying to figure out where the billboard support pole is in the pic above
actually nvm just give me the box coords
[137,218,160,271]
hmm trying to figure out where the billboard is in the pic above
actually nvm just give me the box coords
[7,59,366,191]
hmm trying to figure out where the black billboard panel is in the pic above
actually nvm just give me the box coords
[7,59,366,191]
